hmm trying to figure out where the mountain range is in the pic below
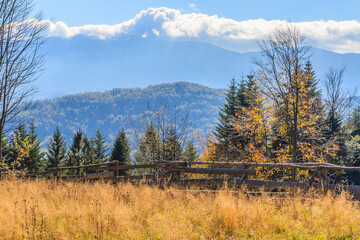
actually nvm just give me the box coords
[38,36,360,99]
[29,82,225,148]
[26,81,360,150]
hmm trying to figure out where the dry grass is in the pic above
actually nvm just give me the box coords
[0,179,359,239]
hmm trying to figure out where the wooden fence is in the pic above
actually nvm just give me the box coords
[10,161,360,197]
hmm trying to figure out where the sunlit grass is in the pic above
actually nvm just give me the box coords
[0,179,359,239]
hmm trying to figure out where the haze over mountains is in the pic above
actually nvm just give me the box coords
[39,35,359,99]
[29,7,360,147]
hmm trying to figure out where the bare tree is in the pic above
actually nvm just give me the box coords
[323,66,357,127]
[254,25,310,166]
[129,103,191,163]
[0,0,47,158]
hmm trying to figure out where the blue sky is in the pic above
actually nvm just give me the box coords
[36,0,358,26]
[33,1,360,54]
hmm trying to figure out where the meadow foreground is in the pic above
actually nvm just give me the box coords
[0,179,359,239]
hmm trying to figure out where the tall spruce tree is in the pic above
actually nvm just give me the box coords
[110,129,131,175]
[46,126,67,168]
[66,129,84,172]
[91,129,108,163]
[214,78,240,160]
[82,135,96,165]
[214,76,258,161]
[27,122,45,172]
[215,78,237,143]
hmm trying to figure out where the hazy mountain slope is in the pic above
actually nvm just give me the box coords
[39,36,254,98]
[38,36,359,99]
[29,82,226,147]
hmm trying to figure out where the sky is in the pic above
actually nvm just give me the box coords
[36,0,360,26]
[33,0,360,54]
[35,0,359,26]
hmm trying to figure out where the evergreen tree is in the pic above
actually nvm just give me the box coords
[135,124,161,165]
[82,135,96,165]
[46,126,67,168]
[8,123,29,171]
[214,78,237,145]
[344,106,360,184]
[346,105,360,137]
[213,75,259,161]
[1,132,10,162]
[91,129,108,163]
[9,123,45,172]
[304,60,322,105]
[214,78,241,160]
[182,141,198,162]
[27,122,45,172]
[163,128,182,161]
[110,129,131,175]
[66,130,84,172]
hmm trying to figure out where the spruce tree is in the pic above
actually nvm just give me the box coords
[46,126,67,168]
[182,141,198,162]
[344,106,360,184]
[163,128,182,161]
[214,76,258,161]
[110,129,131,175]
[27,122,45,172]
[214,78,240,160]
[66,130,84,172]
[346,105,360,137]
[215,78,237,144]
[82,136,96,165]
[91,129,108,163]
[8,123,28,169]
[135,124,161,165]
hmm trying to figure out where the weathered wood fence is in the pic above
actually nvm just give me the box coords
[11,161,360,197]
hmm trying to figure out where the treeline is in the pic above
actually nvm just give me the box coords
[29,82,225,146]
[0,122,198,175]
[206,26,360,183]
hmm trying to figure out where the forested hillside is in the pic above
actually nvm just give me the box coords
[28,82,225,147]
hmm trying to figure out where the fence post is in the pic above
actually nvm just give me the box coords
[113,161,119,178]
[319,167,328,194]
[56,165,62,181]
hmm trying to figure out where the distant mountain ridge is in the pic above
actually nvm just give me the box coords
[29,82,226,148]
[38,36,360,99]
[26,81,360,150]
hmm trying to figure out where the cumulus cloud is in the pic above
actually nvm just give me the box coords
[43,7,360,53]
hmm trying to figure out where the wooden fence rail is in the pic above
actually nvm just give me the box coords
[8,160,360,198]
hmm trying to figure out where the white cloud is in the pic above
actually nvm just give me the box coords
[152,28,160,36]
[42,7,360,53]
[189,3,198,10]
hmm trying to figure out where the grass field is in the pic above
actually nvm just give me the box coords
[0,179,359,239]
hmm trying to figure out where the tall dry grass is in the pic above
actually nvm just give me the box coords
[0,179,359,239]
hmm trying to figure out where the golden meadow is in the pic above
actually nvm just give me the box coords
[0,179,359,239]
